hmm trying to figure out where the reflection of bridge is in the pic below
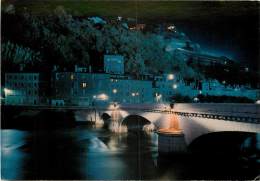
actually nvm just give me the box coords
[16,103,260,154]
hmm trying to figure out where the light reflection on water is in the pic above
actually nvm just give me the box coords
[1,127,159,180]
[1,126,257,180]
[1,130,29,179]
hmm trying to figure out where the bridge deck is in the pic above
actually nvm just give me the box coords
[3,104,260,124]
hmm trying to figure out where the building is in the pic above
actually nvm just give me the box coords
[110,75,153,104]
[3,52,259,106]
[199,79,260,100]
[152,74,183,102]
[4,73,47,105]
[129,24,146,31]
[52,72,154,105]
[52,72,110,106]
[174,48,234,66]
[104,55,124,75]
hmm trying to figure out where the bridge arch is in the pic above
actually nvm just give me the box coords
[178,115,260,145]
[188,131,259,154]
[100,109,173,130]
[101,112,111,120]
[121,115,152,130]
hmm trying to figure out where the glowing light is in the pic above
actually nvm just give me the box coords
[143,123,155,132]
[199,90,202,94]
[70,74,74,80]
[194,97,199,102]
[4,88,12,95]
[97,93,108,101]
[167,74,174,80]
[82,82,87,88]
[167,25,175,30]
[112,89,117,94]
[155,93,162,102]
[132,93,136,97]
[93,95,97,99]
[173,84,178,89]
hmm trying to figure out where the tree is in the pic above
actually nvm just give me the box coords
[2,41,41,65]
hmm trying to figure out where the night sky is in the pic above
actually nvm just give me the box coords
[136,1,260,71]
[174,12,259,70]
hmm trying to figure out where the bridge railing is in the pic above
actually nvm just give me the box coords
[4,104,260,124]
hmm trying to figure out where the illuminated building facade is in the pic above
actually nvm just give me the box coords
[104,55,124,75]
[3,54,260,106]
[110,75,153,104]
[4,73,46,105]
[52,72,110,106]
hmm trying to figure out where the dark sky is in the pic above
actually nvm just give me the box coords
[137,1,259,71]
[174,15,259,68]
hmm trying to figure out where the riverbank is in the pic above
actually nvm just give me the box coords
[1,106,76,130]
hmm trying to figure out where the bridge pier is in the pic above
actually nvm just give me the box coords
[157,114,187,155]
[108,109,127,133]
[157,130,187,155]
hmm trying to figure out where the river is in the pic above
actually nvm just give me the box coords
[1,125,258,180]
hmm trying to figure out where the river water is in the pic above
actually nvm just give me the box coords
[1,125,258,180]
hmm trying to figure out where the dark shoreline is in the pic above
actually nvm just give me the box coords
[1,105,76,130]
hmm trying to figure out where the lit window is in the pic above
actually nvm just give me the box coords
[70,74,74,80]
[82,82,87,88]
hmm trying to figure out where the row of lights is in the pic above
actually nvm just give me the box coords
[167,74,178,89]
[113,88,140,97]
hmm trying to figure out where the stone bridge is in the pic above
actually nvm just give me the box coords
[102,104,177,130]
[90,103,260,153]
[174,103,260,145]
[12,103,260,154]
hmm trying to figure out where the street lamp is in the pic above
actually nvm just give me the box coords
[4,88,12,96]
[167,74,174,80]
[194,97,199,102]
[113,102,118,109]
[173,84,178,89]
[112,89,117,94]
[155,93,162,103]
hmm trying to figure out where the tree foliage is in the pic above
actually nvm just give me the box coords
[2,5,197,77]
[1,41,41,64]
